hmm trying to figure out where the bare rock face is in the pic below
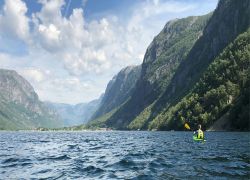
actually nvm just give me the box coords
[0,69,62,130]
[105,13,212,129]
[0,70,40,112]
[91,65,141,120]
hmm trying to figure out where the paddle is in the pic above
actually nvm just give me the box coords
[184,123,191,130]
[184,122,195,131]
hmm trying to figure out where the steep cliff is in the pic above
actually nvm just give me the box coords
[106,13,212,129]
[91,65,141,120]
[0,69,62,130]
[157,0,250,108]
[136,0,250,130]
[150,29,250,130]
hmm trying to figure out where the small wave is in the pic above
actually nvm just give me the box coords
[89,146,103,150]
[83,165,104,173]
[39,140,50,143]
[67,144,78,149]
[2,157,31,164]
[1,162,32,168]
[32,169,52,174]
[119,158,136,166]
[200,156,230,162]
[73,165,105,176]
[39,154,71,161]
[131,174,156,180]
[236,154,250,163]
[107,157,137,170]
[83,138,100,143]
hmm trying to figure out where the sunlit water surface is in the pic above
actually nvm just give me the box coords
[0,131,249,179]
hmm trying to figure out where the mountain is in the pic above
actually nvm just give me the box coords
[155,0,250,107]
[105,13,212,129]
[86,0,250,130]
[150,28,250,131]
[148,0,250,130]
[85,65,141,128]
[46,96,102,127]
[91,65,141,120]
[0,69,62,130]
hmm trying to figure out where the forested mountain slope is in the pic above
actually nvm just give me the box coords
[150,29,250,131]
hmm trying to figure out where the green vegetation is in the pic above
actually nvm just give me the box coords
[149,29,250,131]
[0,97,60,130]
[85,108,117,129]
[0,69,62,130]
[145,14,212,91]
[128,103,154,130]
[105,14,212,129]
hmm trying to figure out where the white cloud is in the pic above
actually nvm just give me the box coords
[20,68,50,83]
[36,0,65,25]
[28,0,146,76]
[35,75,102,104]
[128,0,195,31]
[0,0,29,40]
[1,0,202,77]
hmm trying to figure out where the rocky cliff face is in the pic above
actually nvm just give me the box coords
[105,13,212,129]
[0,69,40,113]
[158,0,250,108]
[0,69,62,130]
[91,65,141,120]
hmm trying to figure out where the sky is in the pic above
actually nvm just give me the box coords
[0,0,218,104]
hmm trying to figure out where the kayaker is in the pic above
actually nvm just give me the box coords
[194,124,204,139]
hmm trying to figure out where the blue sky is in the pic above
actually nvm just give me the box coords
[0,0,218,104]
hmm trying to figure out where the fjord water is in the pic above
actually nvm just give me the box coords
[0,131,249,179]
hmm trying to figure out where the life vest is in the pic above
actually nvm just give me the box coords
[197,129,204,139]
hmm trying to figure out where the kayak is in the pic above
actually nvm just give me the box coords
[193,135,206,142]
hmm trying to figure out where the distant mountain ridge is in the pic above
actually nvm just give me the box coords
[0,69,62,130]
[46,96,102,127]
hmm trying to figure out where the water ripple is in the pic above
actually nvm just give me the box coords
[0,131,249,179]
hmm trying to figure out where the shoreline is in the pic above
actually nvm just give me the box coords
[0,129,249,132]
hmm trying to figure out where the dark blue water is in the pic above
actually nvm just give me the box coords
[0,131,249,179]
